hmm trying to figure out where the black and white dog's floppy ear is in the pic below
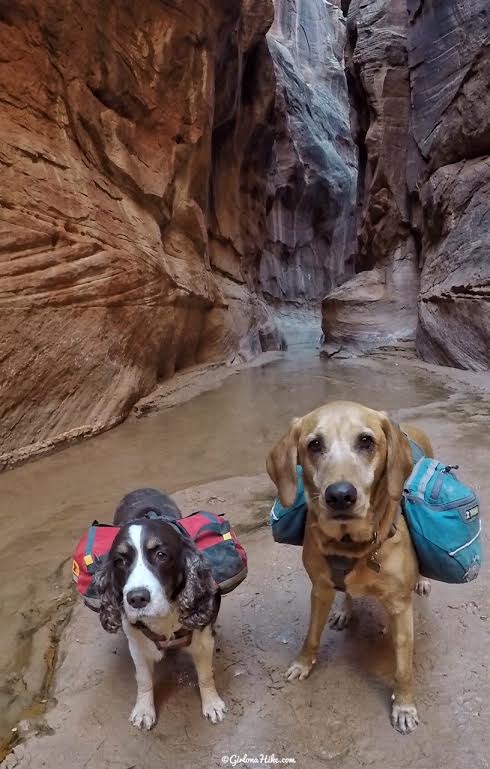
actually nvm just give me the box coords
[177,544,218,630]
[93,555,122,633]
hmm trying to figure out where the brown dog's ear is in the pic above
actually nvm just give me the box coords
[381,414,413,501]
[266,417,302,507]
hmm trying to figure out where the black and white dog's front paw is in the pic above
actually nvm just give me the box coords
[201,692,227,723]
[130,699,156,730]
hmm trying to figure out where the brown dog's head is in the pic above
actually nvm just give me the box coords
[266,401,413,543]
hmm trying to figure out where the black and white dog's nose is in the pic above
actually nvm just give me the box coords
[126,588,151,608]
[325,482,358,512]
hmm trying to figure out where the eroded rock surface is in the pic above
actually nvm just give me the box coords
[322,0,489,369]
[322,0,419,357]
[261,0,357,302]
[0,0,283,461]
[408,0,490,370]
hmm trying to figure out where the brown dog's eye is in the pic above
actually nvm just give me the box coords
[358,433,375,450]
[308,438,323,453]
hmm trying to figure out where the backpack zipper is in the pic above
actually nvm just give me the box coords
[430,465,461,502]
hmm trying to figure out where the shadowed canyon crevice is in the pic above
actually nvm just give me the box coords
[0,0,488,462]
[261,0,357,303]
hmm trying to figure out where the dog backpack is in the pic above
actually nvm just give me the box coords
[402,459,482,583]
[268,444,427,547]
[177,512,247,594]
[72,523,119,611]
[269,465,308,546]
[269,440,482,584]
[72,512,247,611]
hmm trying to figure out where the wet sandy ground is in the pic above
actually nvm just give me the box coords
[0,339,489,767]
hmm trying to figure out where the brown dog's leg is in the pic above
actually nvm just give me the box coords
[386,598,419,734]
[286,585,334,681]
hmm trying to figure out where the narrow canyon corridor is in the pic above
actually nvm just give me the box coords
[1,322,489,768]
[0,0,489,767]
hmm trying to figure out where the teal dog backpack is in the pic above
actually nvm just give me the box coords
[270,447,482,585]
[402,459,482,583]
[269,440,425,547]
[269,465,307,546]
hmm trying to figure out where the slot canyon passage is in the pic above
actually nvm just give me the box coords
[0,1,489,768]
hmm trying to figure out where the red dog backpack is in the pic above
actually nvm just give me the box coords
[72,512,247,611]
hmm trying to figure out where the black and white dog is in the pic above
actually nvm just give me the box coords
[95,488,226,730]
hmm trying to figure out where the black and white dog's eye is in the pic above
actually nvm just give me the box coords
[114,556,126,568]
[156,550,167,560]
[308,438,322,453]
[358,433,375,450]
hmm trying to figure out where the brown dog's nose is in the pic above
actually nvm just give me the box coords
[325,482,358,512]
[127,588,151,608]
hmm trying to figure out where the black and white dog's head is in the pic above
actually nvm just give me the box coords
[95,517,218,633]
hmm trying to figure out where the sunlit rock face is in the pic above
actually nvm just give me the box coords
[0,0,285,460]
[261,0,357,303]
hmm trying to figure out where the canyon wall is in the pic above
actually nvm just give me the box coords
[322,0,420,356]
[322,0,489,370]
[0,0,283,462]
[408,0,490,370]
[1,0,487,461]
[261,0,357,303]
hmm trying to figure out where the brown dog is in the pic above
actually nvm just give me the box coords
[266,401,433,734]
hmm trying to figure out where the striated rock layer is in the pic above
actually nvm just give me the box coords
[0,0,284,461]
[261,0,357,303]
[408,0,490,370]
[322,0,420,357]
[322,0,489,370]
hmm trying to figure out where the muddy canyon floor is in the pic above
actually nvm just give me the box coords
[0,324,488,769]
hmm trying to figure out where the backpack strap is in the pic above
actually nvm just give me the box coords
[326,501,402,588]
[407,438,425,465]
[142,511,192,541]
[325,555,357,592]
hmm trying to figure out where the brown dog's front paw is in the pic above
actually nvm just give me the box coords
[285,658,314,681]
[329,601,353,630]
[414,578,431,597]
[390,702,419,734]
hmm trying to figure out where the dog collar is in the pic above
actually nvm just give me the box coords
[133,621,192,651]
[326,506,402,589]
